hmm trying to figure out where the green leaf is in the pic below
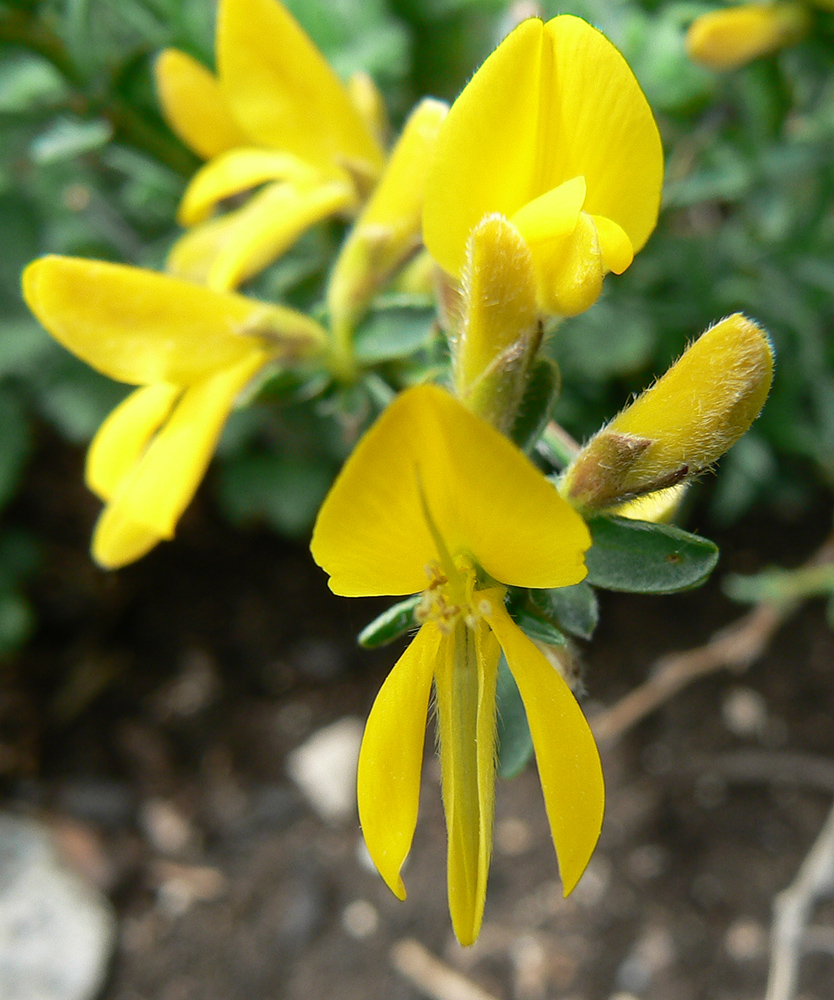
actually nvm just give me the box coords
[496,655,533,779]
[30,117,113,165]
[0,591,34,655]
[529,581,599,640]
[358,595,421,648]
[354,297,437,364]
[510,356,560,452]
[509,600,567,647]
[0,391,31,512]
[0,54,67,113]
[217,454,335,539]
[585,516,719,594]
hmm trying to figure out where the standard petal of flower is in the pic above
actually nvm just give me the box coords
[86,383,180,502]
[423,18,544,279]
[487,601,604,895]
[154,48,249,160]
[357,622,439,900]
[177,148,318,226]
[541,16,663,254]
[92,504,165,569]
[218,0,384,178]
[311,384,590,597]
[23,256,326,384]
[327,98,448,334]
[434,616,500,946]
[168,178,355,292]
[99,351,269,549]
[423,16,662,280]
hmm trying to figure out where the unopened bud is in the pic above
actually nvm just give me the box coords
[454,214,543,432]
[562,313,773,511]
[686,2,810,71]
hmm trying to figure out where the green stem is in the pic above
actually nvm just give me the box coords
[537,419,581,469]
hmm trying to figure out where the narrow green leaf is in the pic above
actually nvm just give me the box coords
[358,595,421,649]
[496,655,533,779]
[510,356,560,452]
[529,581,599,640]
[585,516,719,594]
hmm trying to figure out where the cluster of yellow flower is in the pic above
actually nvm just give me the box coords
[21,0,776,945]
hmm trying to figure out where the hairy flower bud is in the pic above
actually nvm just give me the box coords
[561,313,774,512]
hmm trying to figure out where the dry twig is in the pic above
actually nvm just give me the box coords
[391,938,501,1000]
[765,798,834,1000]
[590,602,788,746]
[590,526,834,747]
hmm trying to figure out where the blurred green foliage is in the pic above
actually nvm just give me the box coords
[2,0,834,651]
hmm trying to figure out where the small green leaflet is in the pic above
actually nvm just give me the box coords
[585,516,719,593]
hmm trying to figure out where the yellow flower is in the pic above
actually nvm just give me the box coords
[562,313,774,512]
[155,0,385,291]
[686,2,811,70]
[423,15,663,318]
[23,256,327,568]
[311,384,602,945]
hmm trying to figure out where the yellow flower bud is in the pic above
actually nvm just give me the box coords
[686,2,811,71]
[454,215,542,431]
[562,313,774,512]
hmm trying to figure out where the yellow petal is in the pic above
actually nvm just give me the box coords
[96,351,269,565]
[178,148,318,226]
[423,18,544,279]
[218,0,384,178]
[91,505,164,569]
[539,16,662,253]
[154,48,249,160]
[487,601,604,895]
[686,2,811,70]
[168,178,355,292]
[327,98,448,336]
[423,15,662,280]
[86,383,180,502]
[593,215,634,275]
[311,384,591,597]
[347,70,390,150]
[532,211,604,318]
[510,175,586,246]
[434,616,500,946]
[613,483,687,523]
[357,622,439,900]
[23,256,325,384]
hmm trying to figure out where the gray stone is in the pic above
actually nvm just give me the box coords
[0,812,116,1000]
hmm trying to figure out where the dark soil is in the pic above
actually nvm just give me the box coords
[4,435,834,1000]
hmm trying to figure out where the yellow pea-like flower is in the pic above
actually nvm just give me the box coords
[311,384,602,946]
[423,15,663,319]
[23,256,327,568]
[562,313,774,512]
[155,0,386,291]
